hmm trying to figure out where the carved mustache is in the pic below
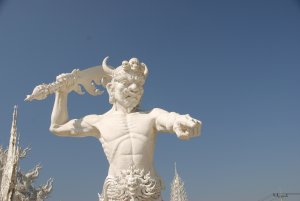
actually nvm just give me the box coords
[123,89,142,99]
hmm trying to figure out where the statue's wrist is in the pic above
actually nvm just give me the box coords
[165,112,179,131]
[55,91,69,98]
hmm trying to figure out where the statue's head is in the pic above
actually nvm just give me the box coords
[102,57,148,112]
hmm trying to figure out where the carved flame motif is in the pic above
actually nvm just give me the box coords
[99,166,162,201]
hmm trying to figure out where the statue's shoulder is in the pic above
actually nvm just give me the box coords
[82,114,102,124]
[129,109,161,119]
[148,108,168,117]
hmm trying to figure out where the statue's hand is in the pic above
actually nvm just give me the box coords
[174,114,201,140]
[56,70,83,95]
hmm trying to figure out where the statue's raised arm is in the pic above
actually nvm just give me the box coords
[25,57,112,138]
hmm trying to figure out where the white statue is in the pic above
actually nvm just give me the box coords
[26,57,202,201]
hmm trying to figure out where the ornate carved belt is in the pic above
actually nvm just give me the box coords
[98,165,163,201]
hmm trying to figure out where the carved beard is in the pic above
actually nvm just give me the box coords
[120,96,140,113]
[111,90,141,113]
[108,77,144,113]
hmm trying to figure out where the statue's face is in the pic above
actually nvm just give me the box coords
[109,75,145,112]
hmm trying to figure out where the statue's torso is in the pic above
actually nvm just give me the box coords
[92,111,157,177]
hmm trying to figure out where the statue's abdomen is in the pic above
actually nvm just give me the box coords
[95,113,156,171]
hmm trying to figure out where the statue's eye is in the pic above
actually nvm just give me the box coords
[120,81,129,86]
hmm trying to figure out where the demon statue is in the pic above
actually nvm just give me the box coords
[25,57,202,201]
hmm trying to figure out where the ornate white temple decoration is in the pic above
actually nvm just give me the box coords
[170,163,188,201]
[1,106,19,201]
[0,107,53,201]
[99,165,162,201]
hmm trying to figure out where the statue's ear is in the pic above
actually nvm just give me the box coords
[106,82,115,104]
[106,82,113,95]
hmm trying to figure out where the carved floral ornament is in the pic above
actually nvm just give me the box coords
[99,165,162,201]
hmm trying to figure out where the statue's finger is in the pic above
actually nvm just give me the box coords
[196,121,201,136]
[179,133,190,140]
[175,127,188,140]
[184,114,194,122]
[197,127,200,136]
[185,114,191,119]
[182,119,195,128]
[197,120,202,125]
[192,123,198,137]
[193,125,198,137]
[177,127,185,136]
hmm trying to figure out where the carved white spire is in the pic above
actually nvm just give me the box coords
[0,106,19,201]
[170,163,188,201]
[0,106,53,201]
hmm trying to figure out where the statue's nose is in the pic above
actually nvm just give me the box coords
[129,83,138,92]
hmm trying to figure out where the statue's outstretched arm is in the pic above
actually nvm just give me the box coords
[152,108,202,140]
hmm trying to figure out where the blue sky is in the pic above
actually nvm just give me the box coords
[0,0,300,201]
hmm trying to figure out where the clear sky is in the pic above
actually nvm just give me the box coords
[0,0,300,201]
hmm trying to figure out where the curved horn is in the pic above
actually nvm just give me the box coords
[142,63,148,77]
[102,56,114,76]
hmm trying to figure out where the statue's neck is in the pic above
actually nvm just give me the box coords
[111,103,136,114]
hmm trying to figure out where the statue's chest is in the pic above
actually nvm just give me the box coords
[94,113,155,142]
